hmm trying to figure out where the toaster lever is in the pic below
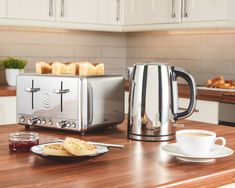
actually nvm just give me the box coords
[54,81,70,112]
[25,88,40,93]
[53,89,70,94]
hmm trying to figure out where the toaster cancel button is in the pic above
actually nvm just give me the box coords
[71,122,76,128]
[49,120,53,126]
[41,119,46,125]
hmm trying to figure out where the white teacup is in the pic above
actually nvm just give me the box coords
[176,129,226,156]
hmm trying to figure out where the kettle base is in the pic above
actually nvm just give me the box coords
[129,134,175,142]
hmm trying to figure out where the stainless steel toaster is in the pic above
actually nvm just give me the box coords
[16,74,124,134]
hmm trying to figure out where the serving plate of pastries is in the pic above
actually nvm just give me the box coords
[31,137,109,161]
[197,76,235,92]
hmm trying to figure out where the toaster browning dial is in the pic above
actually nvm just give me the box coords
[56,121,68,129]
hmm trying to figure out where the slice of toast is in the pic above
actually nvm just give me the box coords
[63,137,97,156]
[51,62,77,75]
[78,62,104,76]
[36,62,52,74]
[43,143,74,156]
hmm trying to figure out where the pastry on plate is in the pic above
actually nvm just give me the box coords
[63,137,97,156]
[43,143,73,156]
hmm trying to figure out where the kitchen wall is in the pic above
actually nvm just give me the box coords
[1,27,235,85]
[0,27,126,84]
[127,30,235,85]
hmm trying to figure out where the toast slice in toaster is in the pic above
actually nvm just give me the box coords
[36,62,52,74]
[78,62,104,76]
[43,143,74,156]
[63,137,97,156]
[52,62,77,75]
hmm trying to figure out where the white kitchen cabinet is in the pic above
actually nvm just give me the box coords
[178,98,219,124]
[145,0,182,24]
[0,0,6,18]
[98,0,123,25]
[123,0,145,25]
[182,0,228,22]
[56,0,99,24]
[0,97,16,125]
[7,0,55,21]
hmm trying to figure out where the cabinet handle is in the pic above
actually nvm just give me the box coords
[179,107,199,113]
[49,0,53,17]
[116,0,120,22]
[171,0,176,18]
[184,0,188,17]
[61,0,65,17]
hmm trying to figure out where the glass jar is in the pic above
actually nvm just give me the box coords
[9,132,39,152]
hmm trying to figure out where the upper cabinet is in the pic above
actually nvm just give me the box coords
[7,0,56,21]
[1,0,235,32]
[0,0,6,18]
[182,0,228,22]
[124,0,145,25]
[145,0,182,24]
[98,0,123,25]
[55,0,98,24]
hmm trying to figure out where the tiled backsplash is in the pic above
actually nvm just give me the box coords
[0,27,126,84]
[127,30,235,85]
[1,27,235,85]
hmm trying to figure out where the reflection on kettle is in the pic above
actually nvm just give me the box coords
[127,63,197,141]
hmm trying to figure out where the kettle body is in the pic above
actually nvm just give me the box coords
[128,63,197,141]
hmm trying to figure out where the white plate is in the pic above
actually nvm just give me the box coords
[197,86,235,92]
[31,142,109,161]
[161,143,234,163]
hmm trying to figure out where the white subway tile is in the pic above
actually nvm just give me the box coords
[102,47,126,58]
[74,46,102,58]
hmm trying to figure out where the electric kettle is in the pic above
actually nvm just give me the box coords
[127,63,197,141]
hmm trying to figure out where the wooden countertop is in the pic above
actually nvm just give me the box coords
[0,84,16,97]
[1,120,235,187]
[125,81,235,104]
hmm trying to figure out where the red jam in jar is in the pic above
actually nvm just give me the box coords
[9,132,39,152]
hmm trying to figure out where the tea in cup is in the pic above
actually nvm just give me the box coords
[176,129,226,156]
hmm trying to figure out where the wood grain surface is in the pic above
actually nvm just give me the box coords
[0,120,235,187]
[0,84,16,96]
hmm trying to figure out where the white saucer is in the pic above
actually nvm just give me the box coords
[161,143,234,163]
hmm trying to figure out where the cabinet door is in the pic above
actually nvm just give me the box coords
[145,0,181,24]
[182,0,227,22]
[7,0,55,21]
[0,97,16,125]
[56,0,99,24]
[98,0,122,25]
[178,98,219,124]
[124,0,145,25]
[0,0,6,18]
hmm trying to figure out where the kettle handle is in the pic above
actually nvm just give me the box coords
[173,67,197,120]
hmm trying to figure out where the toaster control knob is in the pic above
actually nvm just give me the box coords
[37,119,41,124]
[49,120,53,126]
[41,119,46,125]
[56,121,67,129]
[20,117,25,123]
[71,122,76,128]
[66,122,71,128]
[28,118,39,125]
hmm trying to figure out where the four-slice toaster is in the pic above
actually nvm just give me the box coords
[16,74,124,134]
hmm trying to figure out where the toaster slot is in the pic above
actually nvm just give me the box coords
[24,80,40,109]
[53,81,70,112]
